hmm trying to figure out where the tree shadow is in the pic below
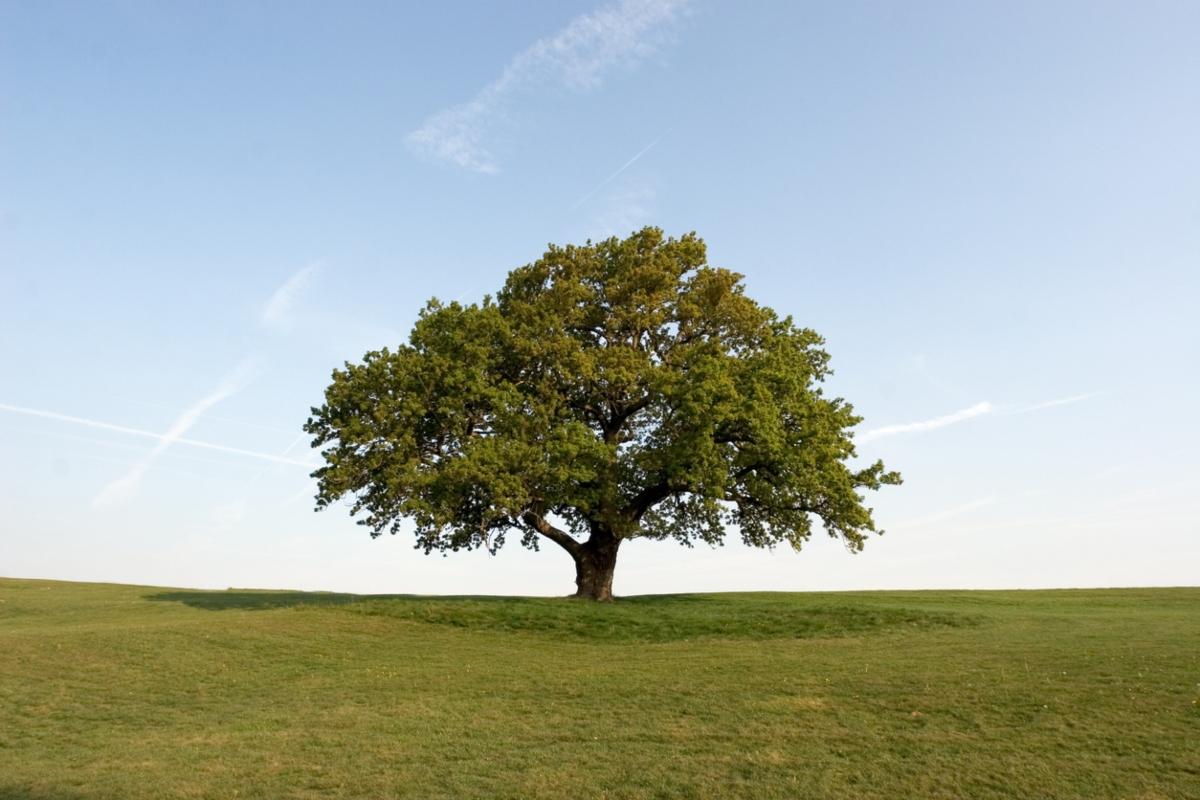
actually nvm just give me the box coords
[144,589,376,611]
[0,787,93,800]
[143,588,720,612]
[142,589,975,641]
[142,589,588,611]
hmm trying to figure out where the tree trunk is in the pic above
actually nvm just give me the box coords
[573,537,620,601]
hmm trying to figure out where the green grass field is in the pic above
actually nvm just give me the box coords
[1,578,1196,799]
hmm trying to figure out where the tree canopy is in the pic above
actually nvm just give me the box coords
[305,227,900,599]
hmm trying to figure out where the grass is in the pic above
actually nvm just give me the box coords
[1,579,1197,799]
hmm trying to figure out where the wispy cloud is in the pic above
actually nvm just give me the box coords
[406,0,689,173]
[590,182,657,239]
[261,263,320,330]
[281,479,320,508]
[233,432,313,513]
[1002,392,1100,415]
[859,391,1100,445]
[0,399,315,470]
[890,497,997,530]
[859,401,993,444]
[571,129,669,210]
[92,361,259,507]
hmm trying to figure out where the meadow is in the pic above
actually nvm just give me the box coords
[0,578,1196,799]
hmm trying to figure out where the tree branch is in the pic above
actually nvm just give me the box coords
[725,489,819,516]
[623,480,687,521]
[521,511,582,557]
[602,395,651,444]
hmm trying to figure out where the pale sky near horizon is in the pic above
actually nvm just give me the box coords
[1,0,1197,595]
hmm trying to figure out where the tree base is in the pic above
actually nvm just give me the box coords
[571,586,615,602]
[573,540,619,601]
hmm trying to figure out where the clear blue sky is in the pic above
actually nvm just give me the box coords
[2,0,1197,594]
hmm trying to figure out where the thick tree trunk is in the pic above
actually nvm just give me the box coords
[573,537,620,601]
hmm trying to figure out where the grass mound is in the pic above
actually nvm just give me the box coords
[142,589,976,642]
[344,593,976,641]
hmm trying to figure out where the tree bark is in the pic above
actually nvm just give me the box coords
[573,536,620,601]
[522,511,623,601]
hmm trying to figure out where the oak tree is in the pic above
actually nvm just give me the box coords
[305,228,900,600]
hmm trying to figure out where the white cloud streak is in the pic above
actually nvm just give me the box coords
[236,432,313,508]
[890,497,998,530]
[1002,392,1100,415]
[0,400,314,470]
[571,129,669,210]
[590,183,656,239]
[261,263,320,330]
[281,479,320,508]
[858,401,993,443]
[92,360,260,507]
[406,0,688,173]
[858,391,1099,445]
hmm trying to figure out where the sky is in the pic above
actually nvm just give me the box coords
[1,0,1197,595]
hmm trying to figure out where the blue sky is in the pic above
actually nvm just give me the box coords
[1,0,1197,594]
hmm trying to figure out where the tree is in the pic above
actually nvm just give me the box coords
[304,228,900,601]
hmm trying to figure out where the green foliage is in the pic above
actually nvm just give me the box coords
[3,578,1199,799]
[305,228,899,567]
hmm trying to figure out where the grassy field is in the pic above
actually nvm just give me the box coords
[0,578,1197,799]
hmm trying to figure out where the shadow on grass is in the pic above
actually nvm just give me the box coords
[143,589,717,612]
[144,589,373,611]
[144,588,977,642]
[0,787,92,800]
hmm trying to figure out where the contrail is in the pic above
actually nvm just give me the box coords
[92,359,254,506]
[261,262,321,329]
[858,401,993,443]
[890,496,997,529]
[0,403,316,468]
[858,392,1100,446]
[570,129,670,211]
[244,433,312,489]
[1001,392,1099,415]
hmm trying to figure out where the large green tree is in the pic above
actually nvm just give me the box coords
[305,228,900,600]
